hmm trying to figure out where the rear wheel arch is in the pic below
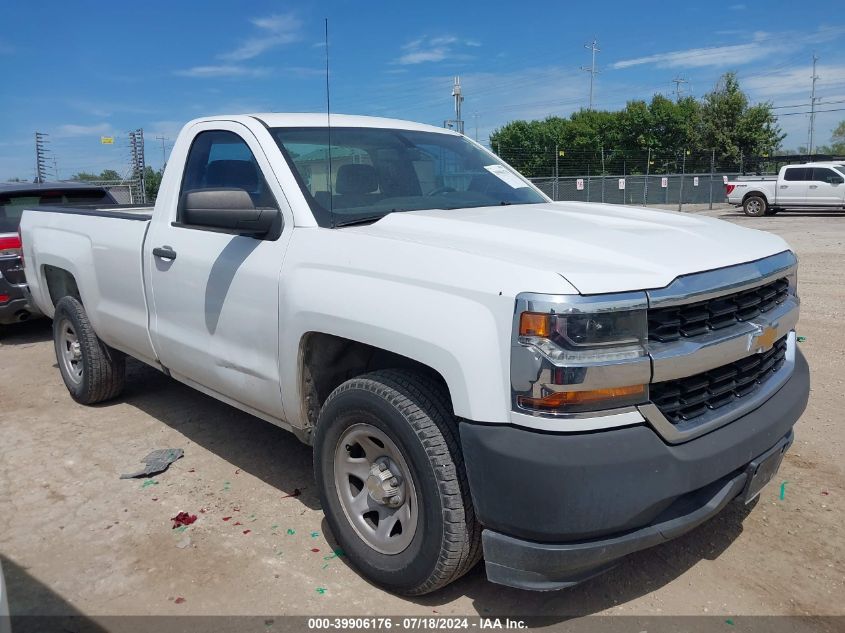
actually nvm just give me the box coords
[43,265,82,309]
[742,190,768,205]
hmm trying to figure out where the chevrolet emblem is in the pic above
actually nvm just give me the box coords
[753,326,778,352]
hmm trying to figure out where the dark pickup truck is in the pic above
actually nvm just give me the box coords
[0,182,115,326]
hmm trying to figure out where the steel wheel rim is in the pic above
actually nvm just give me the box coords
[747,199,761,214]
[333,423,418,555]
[58,319,83,384]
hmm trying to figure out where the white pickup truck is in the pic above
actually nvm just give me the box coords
[726,162,845,216]
[20,114,809,594]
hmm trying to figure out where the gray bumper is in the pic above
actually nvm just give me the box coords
[460,349,810,590]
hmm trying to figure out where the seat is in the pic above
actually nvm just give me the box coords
[334,164,382,210]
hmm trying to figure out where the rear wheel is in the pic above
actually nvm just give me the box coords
[743,195,767,217]
[53,296,125,404]
[314,369,481,595]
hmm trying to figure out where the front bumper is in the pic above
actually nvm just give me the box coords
[460,348,809,590]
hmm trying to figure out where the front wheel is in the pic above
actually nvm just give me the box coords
[53,296,125,404]
[743,195,768,217]
[314,369,481,595]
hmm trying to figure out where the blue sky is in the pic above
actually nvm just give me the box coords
[1,0,844,180]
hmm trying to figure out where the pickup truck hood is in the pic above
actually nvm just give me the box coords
[346,202,790,294]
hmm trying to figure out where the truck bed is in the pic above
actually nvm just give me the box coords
[20,204,157,365]
[28,204,154,221]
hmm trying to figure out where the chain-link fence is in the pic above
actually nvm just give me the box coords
[530,172,740,208]
[83,179,142,205]
[490,146,843,209]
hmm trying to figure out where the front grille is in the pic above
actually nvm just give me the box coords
[0,257,26,285]
[650,335,788,424]
[648,277,789,342]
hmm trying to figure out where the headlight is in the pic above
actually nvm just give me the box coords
[518,310,647,363]
[512,292,651,416]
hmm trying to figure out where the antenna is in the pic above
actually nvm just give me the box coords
[324,17,334,222]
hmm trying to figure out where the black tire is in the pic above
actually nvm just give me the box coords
[743,195,768,217]
[52,296,125,404]
[314,369,481,595]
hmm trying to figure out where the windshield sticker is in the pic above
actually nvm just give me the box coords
[484,164,528,189]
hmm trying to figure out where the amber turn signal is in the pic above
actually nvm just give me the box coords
[519,312,552,338]
[517,384,646,412]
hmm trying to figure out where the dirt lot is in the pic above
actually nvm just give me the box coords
[1,205,843,622]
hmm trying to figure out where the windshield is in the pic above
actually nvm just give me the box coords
[271,127,546,227]
[0,188,115,233]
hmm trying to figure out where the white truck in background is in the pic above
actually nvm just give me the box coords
[726,162,845,216]
[19,113,809,594]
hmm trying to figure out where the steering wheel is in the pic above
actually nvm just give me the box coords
[426,186,457,197]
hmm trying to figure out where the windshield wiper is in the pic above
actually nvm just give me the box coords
[333,215,387,228]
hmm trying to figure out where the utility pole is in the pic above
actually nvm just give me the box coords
[671,76,689,101]
[581,38,600,110]
[35,132,49,183]
[155,135,170,168]
[808,54,819,155]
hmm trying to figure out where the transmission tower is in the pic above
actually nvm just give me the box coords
[35,132,49,183]
[671,76,689,101]
[128,128,146,204]
[581,39,600,110]
[808,54,819,155]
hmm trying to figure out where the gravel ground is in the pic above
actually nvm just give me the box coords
[0,205,843,624]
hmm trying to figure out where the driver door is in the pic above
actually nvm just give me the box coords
[146,123,289,420]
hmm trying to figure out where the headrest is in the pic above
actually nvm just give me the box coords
[205,160,259,192]
[336,164,378,195]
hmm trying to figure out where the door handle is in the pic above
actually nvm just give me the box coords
[809,185,818,189]
[153,246,177,261]
[779,185,788,189]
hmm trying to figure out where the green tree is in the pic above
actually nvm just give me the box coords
[143,166,163,202]
[700,72,783,165]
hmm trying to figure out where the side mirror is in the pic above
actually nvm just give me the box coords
[180,188,280,236]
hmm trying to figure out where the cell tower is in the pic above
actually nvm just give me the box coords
[128,128,146,204]
[444,76,464,134]
[35,132,49,183]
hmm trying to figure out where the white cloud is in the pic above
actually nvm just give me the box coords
[745,64,845,98]
[175,65,270,78]
[394,35,480,65]
[219,12,302,62]
[612,41,776,70]
[54,123,113,138]
[730,4,747,10]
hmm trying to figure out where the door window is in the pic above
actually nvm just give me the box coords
[811,168,844,184]
[179,130,278,220]
[783,167,809,181]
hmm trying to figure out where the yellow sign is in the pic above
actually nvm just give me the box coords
[558,150,565,157]
[100,136,114,145]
